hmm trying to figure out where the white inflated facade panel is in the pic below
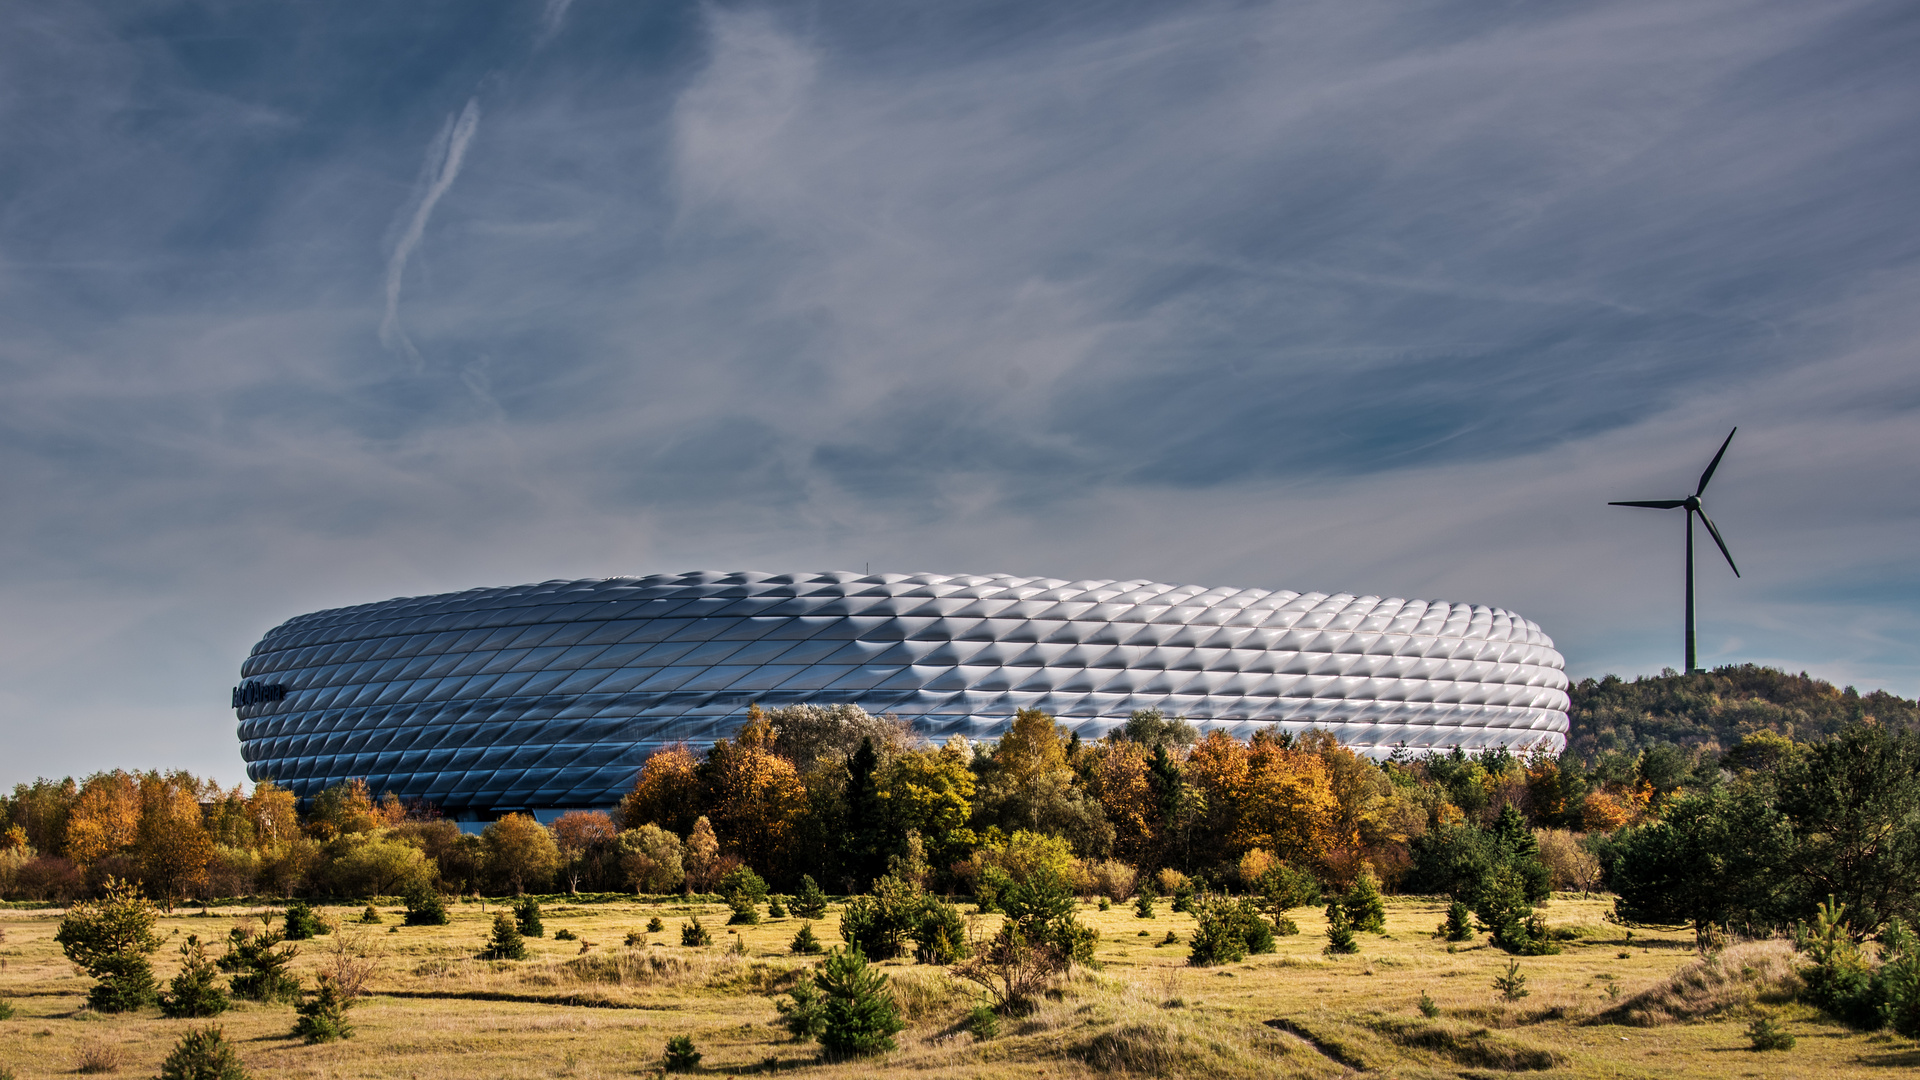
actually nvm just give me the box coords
[234,571,1570,814]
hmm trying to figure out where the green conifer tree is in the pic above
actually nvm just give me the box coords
[816,946,905,1057]
[482,911,527,960]
[159,935,230,1018]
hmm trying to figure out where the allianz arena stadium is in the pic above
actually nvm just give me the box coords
[234,571,1570,820]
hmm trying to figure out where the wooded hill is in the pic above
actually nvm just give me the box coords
[1565,663,1919,762]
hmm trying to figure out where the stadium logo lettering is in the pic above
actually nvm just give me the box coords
[232,681,289,709]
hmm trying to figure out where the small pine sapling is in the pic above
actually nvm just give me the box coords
[965,1003,1000,1040]
[776,973,827,1041]
[282,902,326,941]
[1746,1012,1795,1050]
[1493,958,1529,1003]
[159,935,230,1018]
[791,922,824,955]
[217,917,301,1003]
[624,929,646,947]
[513,897,544,937]
[1437,901,1474,942]
[291,973,354,1043]
[767,894,789,919]
[482,912,527,961]
[1324,900,1359,956]
[647,916,665,933]
[793,875,830,920]
[1342,869,1387,934]
[358,905,382,925]
[402,885,449,926]
[815,946,905,1057]
[157,1025,249,1080]
[663,1035,701,1072]
[681,917,711,947]
[1134,891,1156,919]
[1418,990,1440,1018]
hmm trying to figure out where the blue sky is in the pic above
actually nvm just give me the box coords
[3,0,1917,787]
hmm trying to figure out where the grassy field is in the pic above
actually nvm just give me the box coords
[2,894,1913,1078]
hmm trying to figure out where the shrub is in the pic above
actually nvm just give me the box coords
[357,905,382,924]
[54,877,161,1013]
[681,917,710,947]
[793,875,830,919]
[73,1042,123,1074]
[1477,864,1559,955]
[767,894,789,918]
[1273,914,1300,935]
[1324,900,1359,956]
[1437,901,1474,942]
[1796,895,1878,1027]
[839,875,921,961]
[1880,919,1920,1037]
[663,1035,701,1072]
[1747,1013,1795,1050]
[1258,862,1322,919]
[727,896,761,925]
[966,1003,1000,1039]
[911,895,969,965]
[158,1025,249,1080]
[990,865,1095,967]
[816,946,905,1057]
[1087,859,1138,901]
[1418,991,1439,1018]
[718,866,769,905]
[1494,958,1530,1002]
[1343,869,1387,934]
[791,922,825,955]
[554,928,577,941]
[402,885,448,926]
[0,1000,13,1021]
[218,919,301,1003]
[291,973,354,1043]
[647,916,665,933]
[159,936,229,1018]
[775,973,827,1041]
[954,926,1068,1014]
[1187,894,1273,966]
[481,912,526,961]
[282,902,326,940]
[513,897,544,937]
[624,929,646,947]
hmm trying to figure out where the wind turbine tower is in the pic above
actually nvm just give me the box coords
[1609,428,1742,674]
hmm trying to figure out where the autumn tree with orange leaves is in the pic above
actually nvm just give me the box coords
[698,708,806,876]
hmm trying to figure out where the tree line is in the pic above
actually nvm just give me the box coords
[1,692,1911,941]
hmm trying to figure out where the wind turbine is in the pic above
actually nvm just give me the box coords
[1609,428,1741,674]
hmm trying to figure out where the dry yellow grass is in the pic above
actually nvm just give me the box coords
[2,894,1916,1078]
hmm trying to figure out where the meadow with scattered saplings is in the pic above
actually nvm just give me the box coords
[2,664,1918,1077]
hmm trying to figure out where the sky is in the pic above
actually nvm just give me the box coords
[2,0,1916,789]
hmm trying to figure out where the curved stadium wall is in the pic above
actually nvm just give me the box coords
[235,571,1570,819]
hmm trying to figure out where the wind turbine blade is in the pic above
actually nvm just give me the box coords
[1608,499,1687,509]
[1696,427,1737,496]
[1698,509,1740,577]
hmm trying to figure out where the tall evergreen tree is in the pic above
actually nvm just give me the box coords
[842,738,886,888]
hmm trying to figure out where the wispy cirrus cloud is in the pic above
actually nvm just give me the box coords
[380,97,483,368]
